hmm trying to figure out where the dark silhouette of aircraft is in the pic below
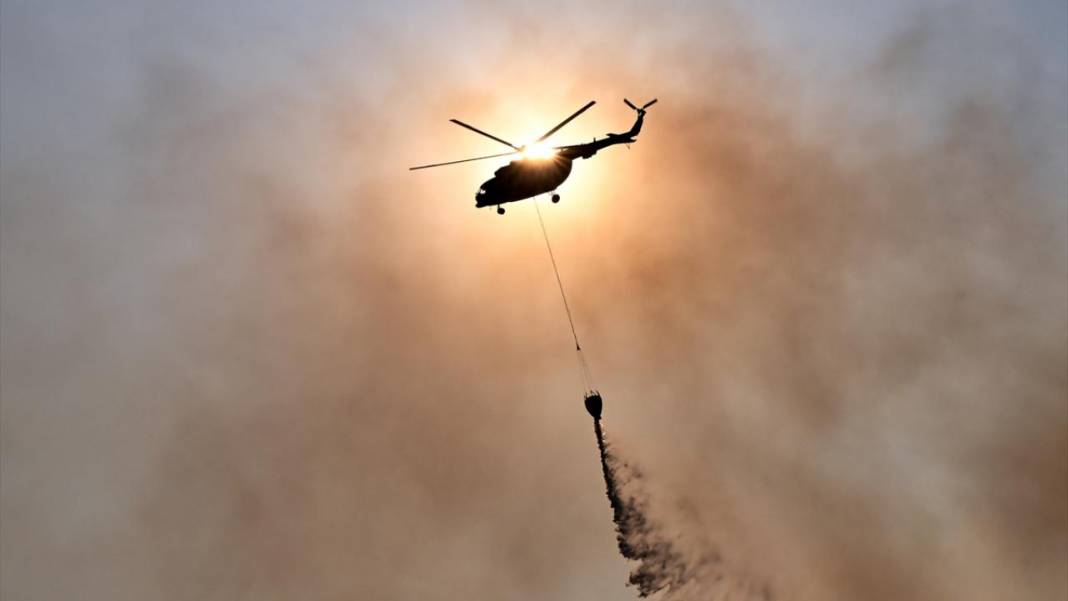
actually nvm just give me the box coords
[410,98,657,214]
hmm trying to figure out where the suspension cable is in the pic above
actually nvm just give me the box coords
[533,197,597,392]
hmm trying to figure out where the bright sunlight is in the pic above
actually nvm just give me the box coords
[521,141,556,160]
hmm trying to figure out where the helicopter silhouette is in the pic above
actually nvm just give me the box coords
[410,98,657,214]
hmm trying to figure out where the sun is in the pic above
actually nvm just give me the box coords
[521,141,556,160]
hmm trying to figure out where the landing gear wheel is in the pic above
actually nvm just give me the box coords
[551,193,560,203]
[496,206,505,215]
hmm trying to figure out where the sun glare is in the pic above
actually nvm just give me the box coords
[521,141,556,160]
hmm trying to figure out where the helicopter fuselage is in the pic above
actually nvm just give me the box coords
[475,156,573,208]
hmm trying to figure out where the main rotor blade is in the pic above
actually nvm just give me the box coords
[409,151,517,171]
[623,98,638,111]
[535,100,596,144]
[449,119,519,150]
[642,98,658,109]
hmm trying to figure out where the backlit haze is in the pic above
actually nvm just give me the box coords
[2,1,1066,600]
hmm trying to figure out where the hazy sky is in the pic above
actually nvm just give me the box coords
[2,1,1066,600]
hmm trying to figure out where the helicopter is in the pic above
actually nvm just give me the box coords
[410,98,657,214]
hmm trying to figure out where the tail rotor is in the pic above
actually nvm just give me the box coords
[624,98,658,113]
